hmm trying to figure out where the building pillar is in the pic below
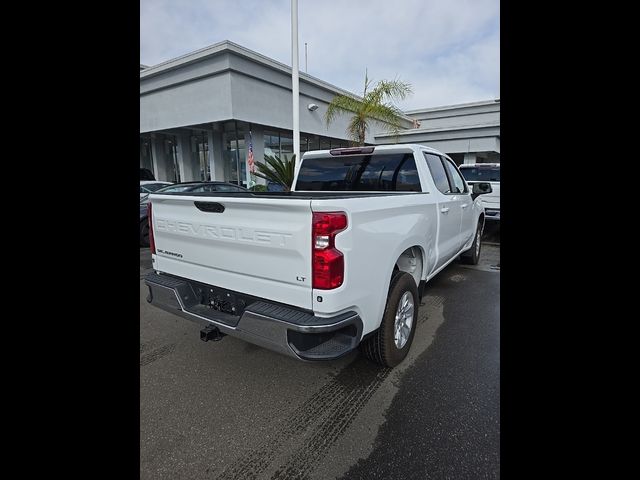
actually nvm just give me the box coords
[151,135,170,181]
[208,127,225,182]
[463,152,477,164]
[176,134,197,182]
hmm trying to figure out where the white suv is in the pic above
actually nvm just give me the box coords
[459,163,500,221]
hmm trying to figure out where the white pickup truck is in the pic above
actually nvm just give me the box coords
[459,163,500,221]
[144,144,492,367]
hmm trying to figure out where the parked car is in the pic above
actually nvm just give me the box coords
[140,182,248,246]
[458,163,500,221]
[140,181,173,200]
[143,145,491,367]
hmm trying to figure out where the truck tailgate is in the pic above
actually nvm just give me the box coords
[150,195,313,310]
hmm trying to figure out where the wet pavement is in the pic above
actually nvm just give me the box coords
[140,229,500,479]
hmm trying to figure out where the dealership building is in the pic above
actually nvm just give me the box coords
[140,40,500,185]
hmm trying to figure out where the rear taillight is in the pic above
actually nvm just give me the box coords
[147,203,155,254]
[312,212,347,289]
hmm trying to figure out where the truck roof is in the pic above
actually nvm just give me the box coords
[302,144,451,159]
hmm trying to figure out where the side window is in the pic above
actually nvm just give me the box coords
[442,159,467,194]
[394,156,421,191]
[424,153,452,194]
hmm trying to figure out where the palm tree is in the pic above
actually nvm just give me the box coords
[325,70,412,146]
[253,153,296,191]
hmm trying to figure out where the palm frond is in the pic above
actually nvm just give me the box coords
[369,78,412,104]
[253,153,296,191]
[324,71,413,143]
[324,94,363,127]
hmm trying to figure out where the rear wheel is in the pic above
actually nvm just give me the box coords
[461,219,483,265]
[140,219,150,247]
[361,271,418,367]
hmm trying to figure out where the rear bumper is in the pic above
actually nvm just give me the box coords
[144,271,363,361]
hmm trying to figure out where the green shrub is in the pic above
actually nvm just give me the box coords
[253,154,296,191]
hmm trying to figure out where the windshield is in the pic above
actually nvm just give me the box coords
[459,166,500,182]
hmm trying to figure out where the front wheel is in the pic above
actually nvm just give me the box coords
[461,220,483,265]
[360,271,418,367]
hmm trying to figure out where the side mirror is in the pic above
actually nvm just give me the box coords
[471,182,492,200]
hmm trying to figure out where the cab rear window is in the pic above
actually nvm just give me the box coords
[296,153,421,191]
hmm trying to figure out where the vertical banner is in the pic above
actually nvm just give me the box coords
[246,129,255,188]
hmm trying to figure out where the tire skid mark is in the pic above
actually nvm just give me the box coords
[140,343,176,367]
[424,294,445,308]
[217,358,389,480]
[217,376,349,480]
[271,365,390,480]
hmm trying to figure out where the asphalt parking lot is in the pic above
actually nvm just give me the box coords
[140,226,500,479]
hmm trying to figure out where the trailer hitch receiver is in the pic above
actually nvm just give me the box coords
[200,324,226,342]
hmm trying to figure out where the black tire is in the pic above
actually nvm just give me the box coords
[140,218,150,247]
[360,270,419,367]
[461,219,483,265]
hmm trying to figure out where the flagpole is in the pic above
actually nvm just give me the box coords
[291,0,300,170]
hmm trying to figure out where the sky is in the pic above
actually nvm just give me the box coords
[140,0,499,111]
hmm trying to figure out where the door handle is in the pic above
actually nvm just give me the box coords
[440,207,450,214]
[461,203,468,209]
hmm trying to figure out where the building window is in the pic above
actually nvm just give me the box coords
[300,134,310,153]
[280,132,294,162]
[308,134,320,151]
[222,122,240,186]
[191,133,210,181]
[164,135,180,183]
[264,130,280,158]
[261,129,346,159]
[140,136,154,175]
[220,121,248,187]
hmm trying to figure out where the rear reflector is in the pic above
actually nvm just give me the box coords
[329,146,375,156]
[147,203,155,254]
